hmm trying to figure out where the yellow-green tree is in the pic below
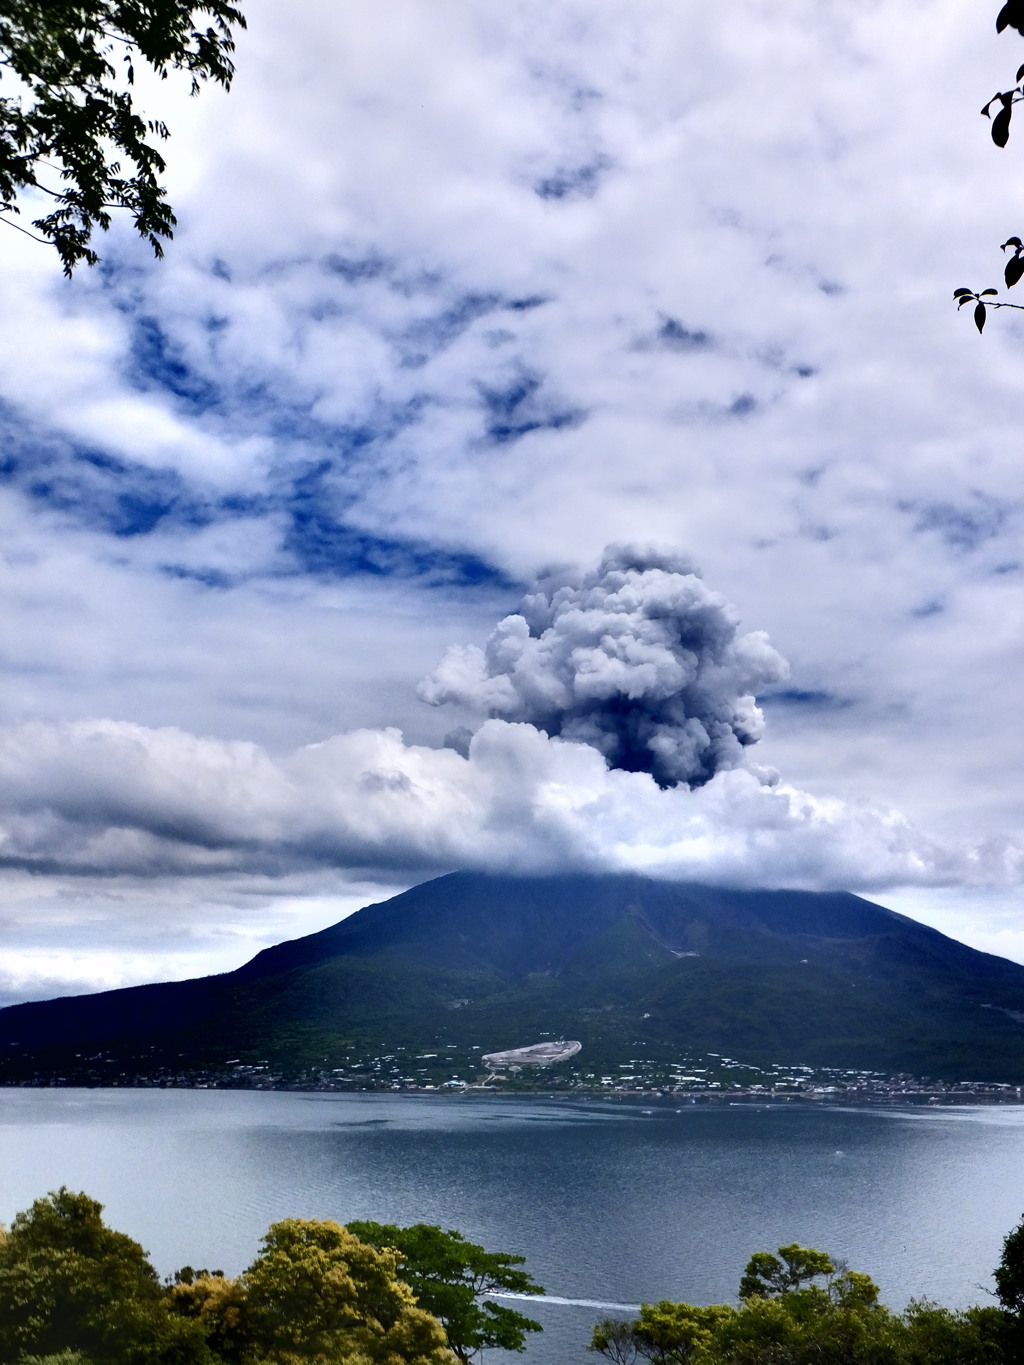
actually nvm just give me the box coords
[592,1302,733,1365]
[591,1242,1009,1365]
[239,1218,454,1365]
[0,1188,211,1365]
[166,1269,246,1363]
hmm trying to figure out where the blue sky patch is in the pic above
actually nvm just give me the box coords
[126,315,220,412]
[477,371,585,444]
[505,295,549,312]
[323,253,388,284]
[0,406,208,537]
[904,494,1009,553]
[910,599,945,619]
[762,688,854,711]
[283,489,510,588]
[534,156,611,201]
[397,293,502,367]
[657,317,712,351]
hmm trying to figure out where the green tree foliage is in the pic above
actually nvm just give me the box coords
[591,1241,1011,1365]
[591,1302,733,1365]
[18,1354,93,1365]
[0,0,246,273]
[346,1221,544,1364]
[2,1191,1018,1365]
[165,1269,246,1363]
[0,1187,210,1365]
[736,1244,838,1300]
[897,1301,1008,1365]
[239,1218,453,1365]
[955,4,1024,328]
[994,1210,1024,1314]
[991,1211,1024,1361]
[0,1195,463,1365]
[591,1316,646,1365]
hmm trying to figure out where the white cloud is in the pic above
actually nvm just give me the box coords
[0,872,406,1007]
[1,0,1024,991]
[0,713,1015,895]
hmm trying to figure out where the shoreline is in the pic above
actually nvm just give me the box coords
[2,1080,1023,1107]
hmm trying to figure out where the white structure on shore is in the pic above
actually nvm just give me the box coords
[482,1040,582,1070]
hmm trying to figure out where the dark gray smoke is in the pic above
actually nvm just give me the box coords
[419,545,789,788]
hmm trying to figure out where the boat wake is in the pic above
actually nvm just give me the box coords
[491,1292,641,1311]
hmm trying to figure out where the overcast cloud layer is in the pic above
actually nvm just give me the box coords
[1,0,1023,1004]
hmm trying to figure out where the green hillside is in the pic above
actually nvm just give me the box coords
[2,873,1024,1085]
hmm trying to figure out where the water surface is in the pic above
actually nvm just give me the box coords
[2,1091,1022,1363]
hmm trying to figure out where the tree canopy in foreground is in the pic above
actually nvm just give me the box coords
[347,1220,544,1363]
[591,1237,1021,1365]
[0,1190,464,1365]
[956,4,1024,328]
[4,1189,1024,1365]
[0,1,246,273]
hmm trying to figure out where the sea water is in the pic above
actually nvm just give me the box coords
[1,1090,1023,1364]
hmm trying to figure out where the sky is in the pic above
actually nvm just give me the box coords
[1,0,1024,1006]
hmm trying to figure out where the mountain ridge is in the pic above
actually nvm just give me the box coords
[2,871,1024,1085]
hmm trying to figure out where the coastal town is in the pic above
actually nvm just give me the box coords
[13,1037,1024,1103]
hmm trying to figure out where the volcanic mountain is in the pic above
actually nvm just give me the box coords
[2,872,1024,1084]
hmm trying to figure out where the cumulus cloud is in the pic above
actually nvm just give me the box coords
[4,1,1024,992]
[1,525,1021,1002]
[0,549,1015,901]
[0,713,1016,895]
[419,545,789,787]
[0,872,403,1008]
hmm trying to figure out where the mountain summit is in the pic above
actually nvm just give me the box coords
[2,872,1024,1085]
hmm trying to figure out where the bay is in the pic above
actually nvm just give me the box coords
[2,1090,1024,1364]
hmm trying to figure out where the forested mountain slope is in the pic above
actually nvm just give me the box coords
[2,872,1024,1083]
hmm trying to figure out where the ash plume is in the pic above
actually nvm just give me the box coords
[419,545,789,788]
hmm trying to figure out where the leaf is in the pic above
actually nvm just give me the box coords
[953,288,974,298]
[975,302,988,333]
[993,106,1013,147]
[997,1,1024,32]
[1007,257,1024,288]
[1002,237,1023,250]
[1016,64,1024,82]
[981,288,1000,296]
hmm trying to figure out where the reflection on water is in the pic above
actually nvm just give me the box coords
[2,1091,1024,1365]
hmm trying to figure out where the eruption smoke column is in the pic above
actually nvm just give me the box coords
[419,545,789,788]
